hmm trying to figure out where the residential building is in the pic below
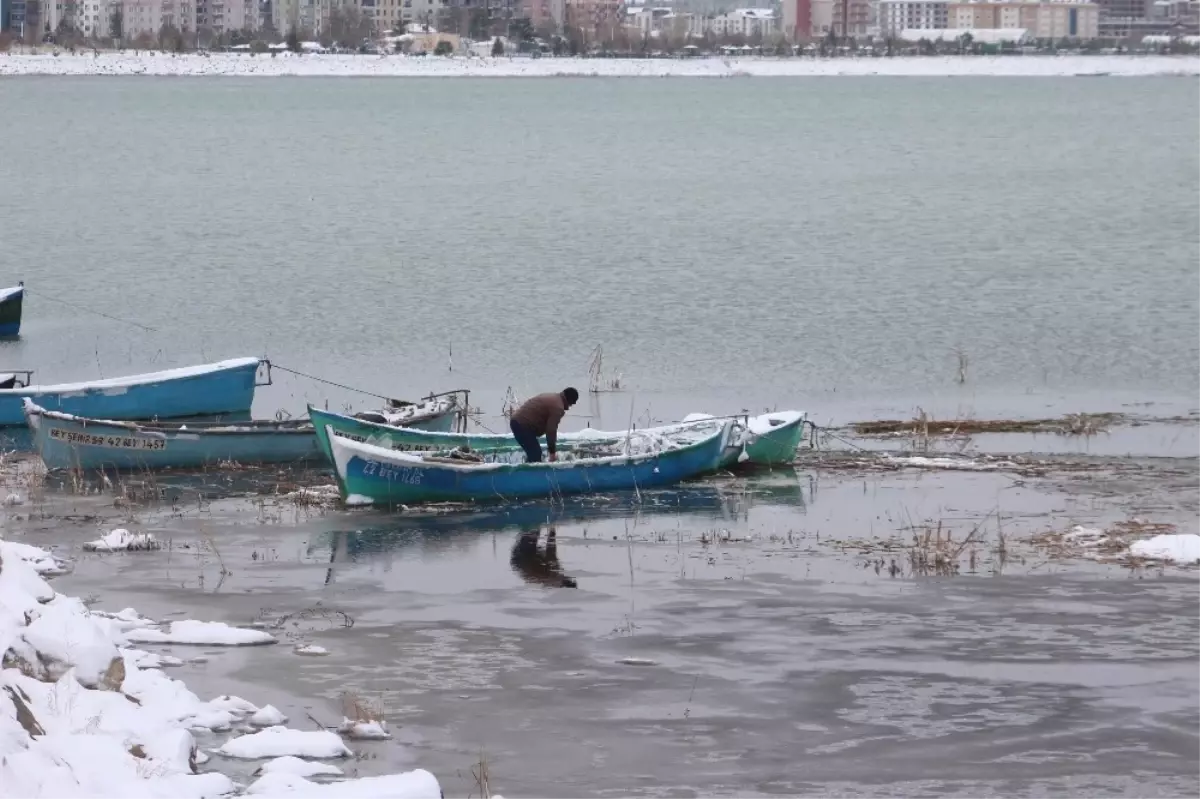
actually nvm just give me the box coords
[3,0,37,38]
[625,5,704,36]
[878,0,948,32]
[829,0,872,35]
[563,0,622,35]
[625,3,669,32]
[664,0,774,13]
[1092,0,1149,20]
[195,0,260,36]
[272,0,333,34]
[897,23,1031,38]
[522,0,565,32]
[709,7,777,36]
[947,1,1100,38]
[780,0,811,38]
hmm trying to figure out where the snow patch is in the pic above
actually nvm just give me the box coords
[247,772,323,795]
[251,705,289,727]
[126,620,277,646]
[1,540,441,798]
[83,528,161,552]
[883,455,1013,472]
[0,539,70,575]
[0,52,1195,78]
[217,726,353,759]
[1128,533,1200,564]
[338,718,390,740]
[293,644,329,656]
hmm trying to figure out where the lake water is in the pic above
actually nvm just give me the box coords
[1,77,1197,429]
[0,74,1197,797]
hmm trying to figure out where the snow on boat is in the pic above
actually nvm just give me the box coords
[0,283,24,337]
[0,357,265,427]
[341,391,464,433]
[23,400,321,471]
[309,405,806,469]
[308,395,463,464]
[326,420,734,506]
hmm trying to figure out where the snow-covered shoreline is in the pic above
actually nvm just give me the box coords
[0,52,1196,78]
[0,538,441,799]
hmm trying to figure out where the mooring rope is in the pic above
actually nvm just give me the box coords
[269,364,392,402]
[24,288,159,332]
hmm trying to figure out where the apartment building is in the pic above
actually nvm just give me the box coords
[709,7,777,36]
[830,0,872,35]
[948,0,1100,38]
[878,0,949,32]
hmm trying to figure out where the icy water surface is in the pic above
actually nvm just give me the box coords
[6,433,1197,797]
[0,78,1197,427]
[1,75,1197,796]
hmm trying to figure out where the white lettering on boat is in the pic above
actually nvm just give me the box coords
[48,428,167,451]
[360,460,422,484]
[337,431,447,453]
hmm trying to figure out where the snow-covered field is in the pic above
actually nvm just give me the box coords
[0,51,1197,77]
[0,538,441,799]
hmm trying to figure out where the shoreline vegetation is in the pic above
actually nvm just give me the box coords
[1,51,1197,77]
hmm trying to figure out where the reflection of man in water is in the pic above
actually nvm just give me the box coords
[510,526,577,588]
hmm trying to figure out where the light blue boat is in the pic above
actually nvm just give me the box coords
[0,283,23,338]
[326,420,733,506]
[24,400,320,471]
[0,357,265,427]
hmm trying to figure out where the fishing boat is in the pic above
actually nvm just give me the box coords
[0,283,24,337]
[308,405,806,468]
[308,393,464,462]
[345,390,465,433]
[0,357,266,427]
[24,400,320,471]
[325,420,733,506]
[24,389,466,471]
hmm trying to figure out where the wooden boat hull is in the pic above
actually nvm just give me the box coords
[0,285,23,338]
[327,422,732,506]
[309,404,464,466]
[0,357,262,427]
[310,407,806,469]
[738,412,807,466]
[24,401,319,471]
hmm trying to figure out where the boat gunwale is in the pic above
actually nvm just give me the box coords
[24,400,313,436]
[1,357,262,396]
[329,421,731,478]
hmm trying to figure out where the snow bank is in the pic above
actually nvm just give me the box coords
[126,620,277,646]
[248,773,328,794]
[83,528,161,552]
[338,718,390,740]
[883,455,1015,472]
[0,52,1195,78]
[0,540,443,799]
[217,726,353,759]
[251,705,289,727]
[1128,533,1200,564]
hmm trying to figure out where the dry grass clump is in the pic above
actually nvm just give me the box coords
[851,412,1122,437]
[840,513,1012,577]
[340,691,385,724]
[1030,519,1180,565]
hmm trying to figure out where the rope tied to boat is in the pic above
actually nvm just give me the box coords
[23,288,159,332]
[268,364,393,402]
